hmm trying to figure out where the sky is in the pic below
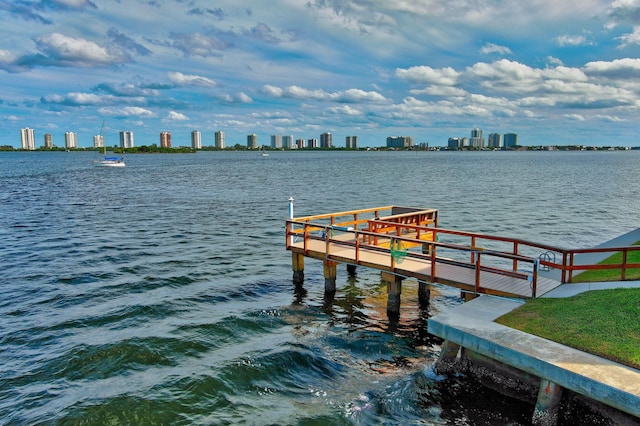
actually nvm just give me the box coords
[2,0,640,148]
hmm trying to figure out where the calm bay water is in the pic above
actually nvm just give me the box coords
[1,149,639,425]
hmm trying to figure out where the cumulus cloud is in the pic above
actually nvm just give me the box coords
[98,106,156,117]
[167,71,216,87]
[583,58,640,78]
[555,34,593,46]
[41,92,119,105]
[616,26,640,47]
[166,111,189,120]
[395,66,460,86]
[480,43,512,55]
[565,113,586,121]
[107,27,151,57]
[218,92,253,103]
[262,85,386,103]
[34,32,128,66]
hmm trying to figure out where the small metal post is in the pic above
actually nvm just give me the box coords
[288,197,294,246]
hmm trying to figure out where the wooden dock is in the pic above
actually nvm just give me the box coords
[285,205,640,312]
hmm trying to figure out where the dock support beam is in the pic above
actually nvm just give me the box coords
[532,379,563,426]
[435,340,461,374]
[382,272,403,316]
[346,264,357,276]
[292,253,304,285]
[324,261,337,292]
[418,280,431,306]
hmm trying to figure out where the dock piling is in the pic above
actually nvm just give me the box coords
[532,379,563,426]
[382,272,403,315]
[292,252,304,284]
[323,260,337,292]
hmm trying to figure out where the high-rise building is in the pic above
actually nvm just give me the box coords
[247,134,258,149]
[320,132,332,148]
[387,136,414,148]
[270,135,282,149]
[488,133,501,149]
[503,133,519,148]
[215,131,225,149]
[308,138,318,148]
[160,131,171,148]
[20,128,35,150]
[64,131,78,149]
[295,139,305,149]
[282,135,293,149]
[93,134,104,148]
[470,128,484,148]
[44,133,53,149]
[191,130,202,149]
[346,136,358,149]
[119,131,134,148]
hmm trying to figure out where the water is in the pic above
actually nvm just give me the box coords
[1,149,638,425]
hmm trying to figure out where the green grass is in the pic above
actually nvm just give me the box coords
[496,288,640,369]
[572,242,640,282]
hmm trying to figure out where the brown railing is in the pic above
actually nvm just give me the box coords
[286,207,640,292]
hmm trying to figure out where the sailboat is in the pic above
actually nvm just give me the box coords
[260,146,269,157]
[95,121,125,167]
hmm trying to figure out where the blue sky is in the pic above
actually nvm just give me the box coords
[2,0,640,148]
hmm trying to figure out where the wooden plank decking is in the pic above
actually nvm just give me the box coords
[290,237,562,299]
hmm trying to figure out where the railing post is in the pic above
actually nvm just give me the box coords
[475,252,481,293]
[513,241,518,272]
[471,236,476,263]
[622,249,627,280]
[288,197,295,246]
[531,260,538,298]
[303,223,309,254]
[431,243,437,282]
[568,252,574,283]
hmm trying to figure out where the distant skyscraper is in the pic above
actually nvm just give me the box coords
[488,133,501,149]
[282,135,293,149]
[320,132,332,148]
[191,130,202,149]
[386,136,413,148]
[271,134,282,149]
[346,136,358,149]
[296,139,305,149]
[20,128,35,150]
[308,138,318,148]
[44,133,53,149]
[119,131,134,148]
[215,131,225,149]
[247,134,258,149]
[503,133,519,148]
[470,128,484,148]
[93,134,104,148]
[64,131,78,149]
[160,131,171,148]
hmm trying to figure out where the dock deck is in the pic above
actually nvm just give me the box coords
[286,205,640,300]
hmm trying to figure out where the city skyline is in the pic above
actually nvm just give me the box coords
[2,1,640,148]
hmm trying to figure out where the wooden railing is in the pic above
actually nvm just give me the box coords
[286,207,640,293]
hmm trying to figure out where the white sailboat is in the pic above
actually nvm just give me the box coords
[95,121,125,167]
[261,146,269,157]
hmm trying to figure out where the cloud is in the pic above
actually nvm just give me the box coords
[168,32,231,57]
[94,82,160,97]
[607,0,640,26]
[167,71,216,87]
[261,85,387,102]
[243,23,298,44]
[166,111,189,120]
[41,92,118,105]
[395,66,460,86]
[583,58,640,78]
[565,113,586,121]
[480,43,512,55]
[555,34,593,47]
[218,92,253,103]
[615,26,640,47]
[187,7,225,20]
[107,27,151,57]
[34,32,128,66]
[0,0,53,24]
[97,106,156,118]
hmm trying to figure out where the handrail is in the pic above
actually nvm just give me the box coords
[286,206,640,288]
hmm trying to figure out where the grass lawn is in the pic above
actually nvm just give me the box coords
[497,241,640,369]
[571,242,640,282]
[496,288,640,369]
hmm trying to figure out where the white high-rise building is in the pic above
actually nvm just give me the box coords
[93,134,104,148]
[64,131,78,149]
[282,135,293,149]
[20,128,35,150]
[119,131,134,148]
[470,128,484,148]
[271,134,282,149]
[191,130,202,149]
[215,131,225,149]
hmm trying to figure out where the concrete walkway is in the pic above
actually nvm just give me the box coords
[428,229,640,421]
[428,296,640,419]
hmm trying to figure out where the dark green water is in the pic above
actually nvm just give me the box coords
[1,150,637,424]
